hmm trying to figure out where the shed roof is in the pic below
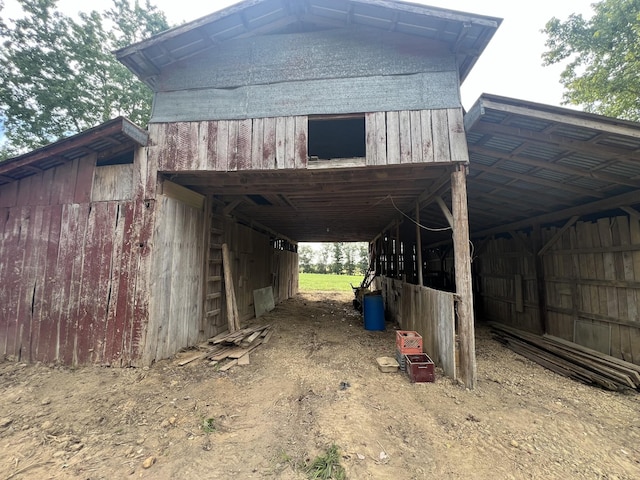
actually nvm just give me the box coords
[115,0,501,88]
[460,94,640,238]
[0,117,148,186]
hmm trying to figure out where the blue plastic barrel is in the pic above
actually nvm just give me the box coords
[363,294,385,331]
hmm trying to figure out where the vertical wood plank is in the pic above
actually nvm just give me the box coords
[237,118,253,170]
[30,205,52,362]
[294,116,308,168]
[251,118,264,170]
[73,155,96,203]
[227,120,239,171]
[386,111,400,165]
[432,109,451,162]
[284,116,296,169]
[62,203,90,365]
[365,112,377,166]
[447,108,469,162]
[275,117,286,169]
[263,117,277,170]
[197,121,209,170]
[399,111,412,164]
[451,166,476,389]
[375,111,387,166]
[206,121,219,170]
[409,111,423,163]
[420,110,434,163]
[216,120,229,171]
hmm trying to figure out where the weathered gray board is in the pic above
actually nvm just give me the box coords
[253,286,275,318]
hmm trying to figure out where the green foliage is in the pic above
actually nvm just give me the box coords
[299,273,362,292]
[305,444,346,480]
[201,417,216,433]
[332,242,344,275]
[299,245,315,273]
[0,0,169,156]
[542,0,640,120]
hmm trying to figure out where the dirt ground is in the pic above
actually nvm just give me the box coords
[1,291,639,480]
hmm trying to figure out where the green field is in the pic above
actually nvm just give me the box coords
[299,273,364,292]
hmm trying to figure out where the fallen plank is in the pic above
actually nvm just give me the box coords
[176,351,209,366]
[237,353,250,366]
[218,359,238,372]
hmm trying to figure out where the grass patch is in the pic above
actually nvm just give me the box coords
[306,444,346,479]
[299,273,363,292]
[201,417,216,433]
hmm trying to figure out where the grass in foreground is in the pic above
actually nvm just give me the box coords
[306,444,346,480]
[299,273,363,292]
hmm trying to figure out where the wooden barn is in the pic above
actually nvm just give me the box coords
[1,0,639,389]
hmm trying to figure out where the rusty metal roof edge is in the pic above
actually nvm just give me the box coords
[0,117,148,177]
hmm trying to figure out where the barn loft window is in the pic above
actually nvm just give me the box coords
[308,115,365,160]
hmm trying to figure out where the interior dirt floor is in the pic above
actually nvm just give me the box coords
[1,291,639,480]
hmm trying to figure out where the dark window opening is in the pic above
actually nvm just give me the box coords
[308,115,365,160]
[97,150,134,167]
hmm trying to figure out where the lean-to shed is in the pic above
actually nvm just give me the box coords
[0,0,501,389]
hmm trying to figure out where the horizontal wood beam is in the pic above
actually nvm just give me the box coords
[621,206,640,220]
[472,189,640,238]
[470,162,606,199]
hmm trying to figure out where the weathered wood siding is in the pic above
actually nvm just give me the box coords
[222,220,298,322]
[376,277,456,379]
[474,234,542,334]
[145,183,206,364]
[0,151,155,366]
[148,117,308,172]
[475,214,640,365]
[152,28,460,122]
[148,109,466,172]
[366,109,468,164]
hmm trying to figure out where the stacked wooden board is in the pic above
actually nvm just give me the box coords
[490,323,640,391]
[174,324,273,370]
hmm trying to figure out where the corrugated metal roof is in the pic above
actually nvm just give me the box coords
[0,118,148,186]
[464,94,640,236]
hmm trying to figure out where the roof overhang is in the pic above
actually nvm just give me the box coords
[0,117,148,186]
[115,0,501,88]
[459,94,640,238]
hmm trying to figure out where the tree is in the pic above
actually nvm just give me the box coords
[332,242,344,275]
[298,245,315,273]
[343,243,356,275]
[0,0,169,158]
[358,244,369,274]
[542,0,640,121]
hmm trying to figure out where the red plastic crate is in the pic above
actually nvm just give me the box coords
[405,353,435,383]
[395,330,423,354]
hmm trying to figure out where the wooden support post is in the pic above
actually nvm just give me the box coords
[395,222,400,278]
[451,165,476,389]
[416,201,423,286]
[222,243,240,333]
[531,224,548,334]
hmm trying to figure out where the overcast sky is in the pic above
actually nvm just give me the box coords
[2,0,596,110]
